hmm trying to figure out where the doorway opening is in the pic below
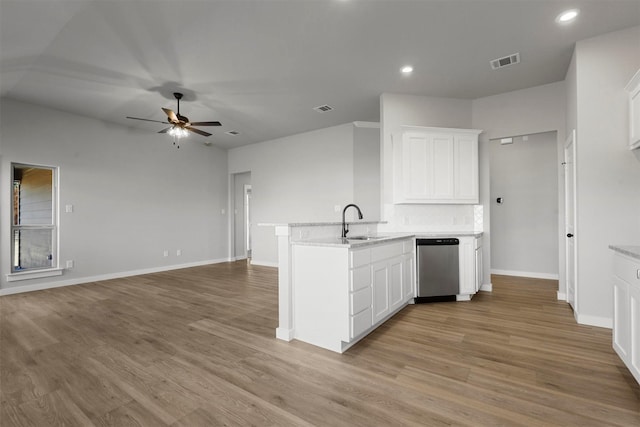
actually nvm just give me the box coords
[245,184,252,259]
[489,131,559,279]
[232,172,252,261]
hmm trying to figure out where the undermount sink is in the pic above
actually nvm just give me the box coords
[347,235,386,241]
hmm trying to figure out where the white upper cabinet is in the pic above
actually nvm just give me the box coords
[394,126,482,204]
[626,69,640,150]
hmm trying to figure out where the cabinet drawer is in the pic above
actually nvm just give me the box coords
[371,242,404,263]
[350,307,372,339]
[350,286,372,315]
[614,254,640,287]
[350,265,371,292]
[350,248,371,268]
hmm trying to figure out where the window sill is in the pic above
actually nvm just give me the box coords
[6,268,63,282]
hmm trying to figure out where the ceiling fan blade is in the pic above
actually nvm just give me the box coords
[186,127,212,137]
[189,121,222,127]
[162,108,179,123]
[158,127,173,134]
[126,116,169,124]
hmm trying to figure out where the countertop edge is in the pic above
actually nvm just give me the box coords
[609,245,640,261]
[293,231,483,248]
[292,234,413,248]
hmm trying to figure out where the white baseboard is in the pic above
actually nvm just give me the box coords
[491,269,559,281]
[557,291,567,301]
[276,327,294,341]
[0,258,232,296]
[480,283,493,292]
[250,260,278,268]
[576,313,612,329]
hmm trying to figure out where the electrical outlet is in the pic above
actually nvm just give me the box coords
[334,205,341,212]
[66,260,74,269]
[176,249,182,256]
[163,250,169,257]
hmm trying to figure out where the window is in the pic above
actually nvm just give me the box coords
[11,163,57,273]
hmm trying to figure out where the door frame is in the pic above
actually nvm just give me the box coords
[563,129,578,314]
[244,184,252,257]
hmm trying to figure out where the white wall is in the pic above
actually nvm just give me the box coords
[0,98,229,292]
[472,81,566,291]
[489,132,559,278]
[570,26,640,326]
[227,123,379,266]
[353,124,381,220]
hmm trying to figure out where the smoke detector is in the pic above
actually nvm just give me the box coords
[490,53,520,70]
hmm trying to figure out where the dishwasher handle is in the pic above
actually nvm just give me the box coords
[416,238,459,246]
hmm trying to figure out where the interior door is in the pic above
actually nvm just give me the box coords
[564,130,577,312]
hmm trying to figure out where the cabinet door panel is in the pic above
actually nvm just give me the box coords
[630,285,640,381]
[403,253,415,301]
[372,262,390,324]
[389,258,404,310]
[432,134,454,199]
[613,276,630,360]
[402,133,430,199]
[454,134,479,201]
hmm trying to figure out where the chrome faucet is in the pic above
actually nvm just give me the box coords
[341,204,363,238]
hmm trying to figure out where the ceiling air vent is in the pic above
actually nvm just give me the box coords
[225,130,240,136]
[490,53,520,70]
[313,104,334,113]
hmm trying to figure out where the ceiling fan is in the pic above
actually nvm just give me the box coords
[126,92,221,138]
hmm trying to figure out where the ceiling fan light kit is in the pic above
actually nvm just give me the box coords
[126,92,221,146]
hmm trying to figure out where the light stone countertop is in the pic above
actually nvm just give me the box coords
[609,245,640,261]
[292,233,413,248]
[259,221,385,227]
[292,231,483,248]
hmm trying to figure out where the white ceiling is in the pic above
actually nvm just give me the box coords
[1,0,639,149]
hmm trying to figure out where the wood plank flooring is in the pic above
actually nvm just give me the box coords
[1,263,638,426]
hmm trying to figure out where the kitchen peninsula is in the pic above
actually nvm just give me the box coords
[268,221,482,353]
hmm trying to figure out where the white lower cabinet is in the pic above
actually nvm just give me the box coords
[457,236,482,300]
[293,237,414,353]
[612,252,640,384]
[372,260,390,324]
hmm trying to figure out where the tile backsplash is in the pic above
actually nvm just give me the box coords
[379,203,483,232]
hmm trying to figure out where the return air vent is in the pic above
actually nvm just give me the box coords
[313,104,334,113]
[490,53,520,70]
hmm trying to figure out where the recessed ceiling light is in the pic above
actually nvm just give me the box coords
[401,65,414,74]
[556,9,579,24]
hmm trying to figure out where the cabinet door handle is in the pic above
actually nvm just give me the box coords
[566,233,574,238]
[637,269,640,280]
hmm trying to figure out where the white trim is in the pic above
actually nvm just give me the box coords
[0,258,232,296]
[557,291,567,300]
[576,313,612,329]
[250,259,278,268]
[353,121,380,128]
[276,327,294,341]
[6,268,63,282]
[491,269,559,280]
[480,283,493,292]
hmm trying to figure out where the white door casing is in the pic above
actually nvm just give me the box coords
[563,130,577,314]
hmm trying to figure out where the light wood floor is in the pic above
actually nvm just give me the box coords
[1,263,639,426]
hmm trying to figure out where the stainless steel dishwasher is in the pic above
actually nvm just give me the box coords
[416,238,459,303]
